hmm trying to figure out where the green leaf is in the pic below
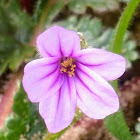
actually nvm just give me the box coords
[34,0,67,30]
[9,46,35,71]
[69,0,119,14]
[0,129,5,140]
[0,37,35,75]
[0,0,35,75]
[5,131,19,140]
[0,63,8,76]
[1,85,46,139]
[33,0,49,23]
[6,116,25,132]
[45,0,67,24]
[104,110,133,140]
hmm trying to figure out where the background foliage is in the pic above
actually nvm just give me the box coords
[0,0,140,140]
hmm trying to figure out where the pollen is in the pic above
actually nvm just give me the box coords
[60,57,76,77]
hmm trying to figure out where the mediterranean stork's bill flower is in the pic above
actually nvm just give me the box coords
[22,26,126,133]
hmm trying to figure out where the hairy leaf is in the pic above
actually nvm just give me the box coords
[0,0,35,75]
[69,0,119,14]
[1,85,46,140]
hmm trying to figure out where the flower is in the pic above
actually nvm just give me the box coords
[22,26,126,133]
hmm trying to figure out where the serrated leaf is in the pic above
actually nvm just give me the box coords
[69,0,119,14]
[6,116,25,133]
[1,85,46,139]
[69,0,86,14]
[0,1,35,75]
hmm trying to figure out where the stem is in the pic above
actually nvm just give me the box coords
[105,0,140,140]
[0,70,22,128]
[110,0,140,54]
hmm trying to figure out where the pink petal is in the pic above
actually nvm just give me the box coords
[37,26,81,57]
[22,57,64,102]
[76,48,126,81]
[39,76,76,133]
[74,63,119,119]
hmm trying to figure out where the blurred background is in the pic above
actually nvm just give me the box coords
[0,0,140,140]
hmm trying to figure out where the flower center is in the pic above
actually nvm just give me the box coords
[60,57,76,77]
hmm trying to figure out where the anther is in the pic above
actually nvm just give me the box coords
[60,57,76,77]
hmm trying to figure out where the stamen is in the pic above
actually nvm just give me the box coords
[60,57,76,77]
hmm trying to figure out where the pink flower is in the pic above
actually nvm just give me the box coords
[22,26,126,133]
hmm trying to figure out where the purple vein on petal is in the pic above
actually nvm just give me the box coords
[67,76,71,98]
[76,61,103,67]
[76,90,87,107]
[40,65,59,81]
[49,69,63,90]
[53,88,62,125]
[40,59,59,66]
[57,88,61,112]
[75,68,107,103]
[58,32,64,56]
[41,44,53,57]
[38,42,53,57]
[33,64,59,84]
[24,59,59,73]
[76,57,120,67]
[76,66,96,82]
[44,50,53,57]
[67,76,72,112]
[69,37,75,57]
